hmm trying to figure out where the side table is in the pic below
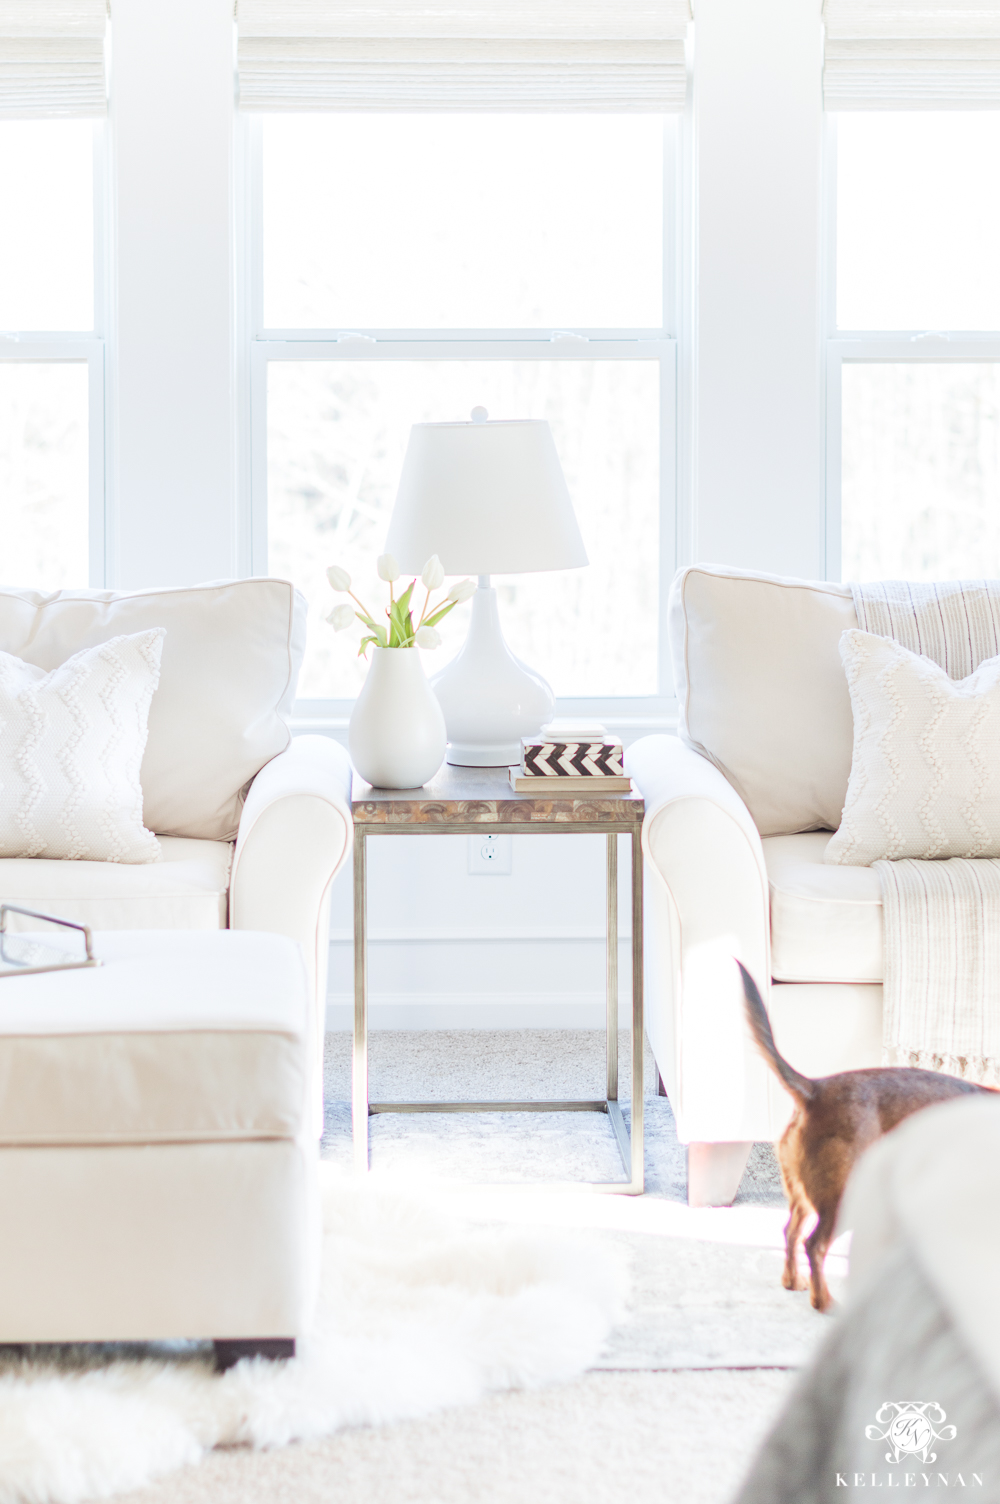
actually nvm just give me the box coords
[351,766,645,1193]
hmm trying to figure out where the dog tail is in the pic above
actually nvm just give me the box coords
[737,961,815,1102]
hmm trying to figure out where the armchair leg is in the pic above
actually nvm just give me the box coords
[687,1142,753,1207]
[213,1338,295,1371]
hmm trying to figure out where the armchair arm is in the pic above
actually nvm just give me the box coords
[230,736,353,1088]
[625,735,785,1143]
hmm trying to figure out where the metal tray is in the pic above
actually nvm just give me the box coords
[0,905,101,978]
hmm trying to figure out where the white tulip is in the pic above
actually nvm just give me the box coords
[377,554,400,583]
[446,578,476,603]
[414,625,442,650]
[326,565,351,592]
[421,555,445,590]
[327,603,355,631]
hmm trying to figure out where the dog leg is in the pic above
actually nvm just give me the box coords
[781,1195,810,1291]
[776,1126,810,1291]
[804,1209,838,1312]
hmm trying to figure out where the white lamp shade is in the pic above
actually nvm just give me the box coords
[384,418,588,576]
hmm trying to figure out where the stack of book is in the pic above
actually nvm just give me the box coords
[509,722,631,794]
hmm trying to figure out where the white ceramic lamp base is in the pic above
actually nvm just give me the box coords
[430,582,554,767]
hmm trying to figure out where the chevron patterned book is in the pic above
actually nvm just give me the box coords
[519,738,625,778]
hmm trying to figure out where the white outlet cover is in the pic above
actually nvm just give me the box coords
[467,833,512,875]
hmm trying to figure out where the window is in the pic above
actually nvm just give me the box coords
[249,113,677,717]
[0,120,104,589]
[828,113,1000,582]
[841,363,1000,581]
[263,115,664,331]
[837,114,1000,334]
[0,362,91,589]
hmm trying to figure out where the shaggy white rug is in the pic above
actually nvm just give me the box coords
[0,1170,627,1504]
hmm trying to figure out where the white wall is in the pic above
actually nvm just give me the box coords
[105,0,826,1028]
[324,829,634,1029]
[111,0,235,588]
[692,0,824,578]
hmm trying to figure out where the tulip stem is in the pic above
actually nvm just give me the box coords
[348,588,377,621]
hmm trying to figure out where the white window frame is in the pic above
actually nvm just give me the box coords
[823,115,1000,583]
[0,120,108,588]
[242,114,680,732]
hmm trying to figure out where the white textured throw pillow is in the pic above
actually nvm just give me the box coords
[0,630,164,863]
[825,629,1000,865]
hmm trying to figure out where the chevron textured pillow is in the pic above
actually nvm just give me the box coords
[0,629,165,863]
[825,629,1000,866]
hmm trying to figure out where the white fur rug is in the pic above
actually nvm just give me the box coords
[0,1171,627,1504]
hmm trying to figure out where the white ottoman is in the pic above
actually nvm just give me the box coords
[0,929,319,1363]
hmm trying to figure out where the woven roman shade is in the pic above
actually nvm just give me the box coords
[237,0,691,112]
[824,0,1000,109]
[0,0,107,118]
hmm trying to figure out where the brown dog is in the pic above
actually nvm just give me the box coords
[738,961,990,1312]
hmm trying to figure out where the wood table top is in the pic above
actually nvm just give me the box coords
[351,765,644,827]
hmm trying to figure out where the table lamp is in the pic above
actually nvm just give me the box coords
[384,408,588,766]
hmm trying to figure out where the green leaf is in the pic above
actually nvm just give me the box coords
[358,622,388,656]
[423,600,457,628]
[396,579,416,617]
[388,599,415,648]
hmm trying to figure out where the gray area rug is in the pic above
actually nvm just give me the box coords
[322,1030,843,1373]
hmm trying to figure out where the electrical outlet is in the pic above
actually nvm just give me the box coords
[467,833,512,875]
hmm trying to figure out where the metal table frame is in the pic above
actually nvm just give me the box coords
[352,818,644,1194]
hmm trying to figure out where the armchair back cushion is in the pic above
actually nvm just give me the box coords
[0,581,306,842]
[669,565,858,836]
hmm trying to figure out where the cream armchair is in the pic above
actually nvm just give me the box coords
[626,566,884,1206]
[0,580,353,1094]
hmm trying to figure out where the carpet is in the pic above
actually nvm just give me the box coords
[0,1174,625,1504]
[323,1029,845,1371]
[112,1370,797,1504]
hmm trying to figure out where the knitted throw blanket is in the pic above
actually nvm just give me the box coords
[852,580,1000,1086]
[875,856,1000,1085]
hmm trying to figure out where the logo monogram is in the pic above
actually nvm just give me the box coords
[866,1402,958,1464]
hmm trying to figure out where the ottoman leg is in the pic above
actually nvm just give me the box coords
[213,1338,296,1371]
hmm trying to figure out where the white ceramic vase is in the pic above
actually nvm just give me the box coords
[349,647,447,789]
